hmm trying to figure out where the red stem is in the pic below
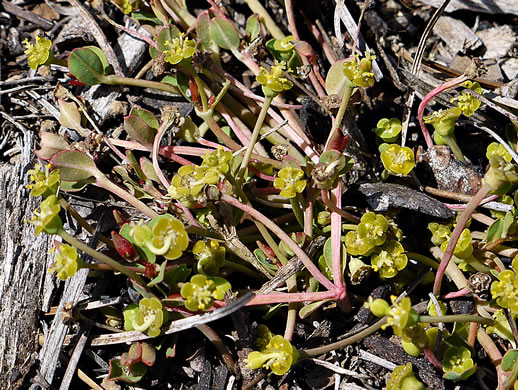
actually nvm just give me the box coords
[433,182,492,295]
[417,74,469,149]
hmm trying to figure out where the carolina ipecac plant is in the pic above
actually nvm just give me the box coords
[22,0,518,386]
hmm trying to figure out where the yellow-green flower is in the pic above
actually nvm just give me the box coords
[371,240,408,278]
[163,33,196,65]
[200,147,233,177]
[382,296,418,336]
[180,274,231,311]
[245,329,299,376]
[376,118,402,142]
[168,165,218,208]
[147,214,189,260]
[193,239,226,276]
[30,194,62,236]
[491,269,518,314]
[343,52,376,88]
[256,60,293,97]
[442,346,476,380]
[27,163,60,198]
[381,144,415,176]
[486,142,512,162]
[273,166,306,198]
[123,297,166,337]
[24,35,52,70]
[49,244,79,280]
[451,81,482,117]
[484,155,518,195]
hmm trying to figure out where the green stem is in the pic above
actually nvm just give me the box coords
[104,75,181,95]
[244,0,285,39]
[442,134,466,163]
[59,229,147,286]
[236,95,273,186]
[223,260,260,279]
[419,314,494,326]
[406,252,439,269]
[325,83,353,151]
[96,175,158,219]
[58,197,114,248]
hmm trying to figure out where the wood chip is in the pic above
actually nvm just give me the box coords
[477,25,517,59]
[419,0,518,15]
[433,16,481,54]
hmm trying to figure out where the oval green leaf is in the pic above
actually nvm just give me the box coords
[68,47,106,85]
[209,17,240,50]
[50,150,100,181]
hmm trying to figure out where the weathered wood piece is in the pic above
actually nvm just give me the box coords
[0,131,55,389]
[420,0,518,15]
[433,16,481,54]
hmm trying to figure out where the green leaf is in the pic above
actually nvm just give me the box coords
[299,300,330,319]
[486,219,504,243]
[502,349,518,371]
[246,14,260,41]
[132,11,162,25]
[148,261,167,287]
[68,47,106,85]
[108,359,145,383]
[126,151,147,182]
[325,59,348,96]
[209,17,240,50]
[176,71,191,101]
[164,264,191,288]
[50,150,99,181]
[124,115,157,146]
[59,177,95,192]
[36,131,70,160]
[196,11,212,51]
[58,99,88,136]
[84,46,111,74]
[140,157,161,183]
[130,105,159,130]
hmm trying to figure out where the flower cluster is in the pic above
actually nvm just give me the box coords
[24,35,52,70]
[123,297,167,337]
[245,325,299,375]
[163,33,196,65]
[440,228,473,259]
[273,166,306,198]
[345,212,389,256]
[199,147,233,178]
[451,80,482,117]
[491,257,518,314]
[168,165,219,208]
[380,144,415,176]
[27,163,60,198]
[371,240,408,279]
[129,214,188,260]
[367,296,419,336]
[180,274,231,311]
[343,52,376,88]
[442,346,476,380]
[428,222,452,246]
[193,239,226,276]
[49,243,80,281]
[256,60,293,97]
[486,142,512,163]
[29,194,63,236]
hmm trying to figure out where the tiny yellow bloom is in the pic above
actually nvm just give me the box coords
[24,36,52,70]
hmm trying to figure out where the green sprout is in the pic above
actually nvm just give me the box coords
[424,107,462,138]
[49,243,80,281]
[451,81,482,117]
[163,33,196,65]
[180,274,231,312]
[193,239,226,276]
[386,362,425,390]
[376,118,402,143]
[123,297,167,337]
[273,166,307,198]
[29,194,63,236]
[371,240,408,279]
[442,346,476,380]
[380,144,415,176]
[27,163,60,199]
[245,326,299,376]
[256,60,293,97]
[343,52,376,88]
